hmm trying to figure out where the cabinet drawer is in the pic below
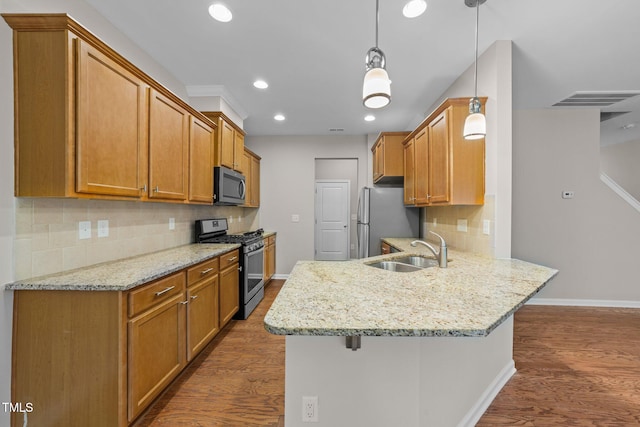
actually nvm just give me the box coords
[219,249,240,270]
[187,258,219,287]
[128,272,185,317]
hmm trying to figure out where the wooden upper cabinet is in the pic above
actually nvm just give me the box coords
[188,117,215,204]
[243,148,261,208]
[427,109,451,204]
[371,132,410,184]
[403,136,416,205]
[76,39,148,198]
[148,90,189,201]
[413,129,429,205]
[403,97,486,207]
[202,112,246,174]
[3,13,217,204]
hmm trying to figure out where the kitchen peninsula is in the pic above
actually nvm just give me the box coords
[264,238,557,427]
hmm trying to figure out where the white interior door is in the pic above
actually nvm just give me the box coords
[314,180,350,261]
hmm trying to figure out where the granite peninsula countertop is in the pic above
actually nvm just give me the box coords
[5,243,240,291]
[264,238,558,337]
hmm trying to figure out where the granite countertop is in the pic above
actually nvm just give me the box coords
[264,238,558,337]
[5,243,240,291]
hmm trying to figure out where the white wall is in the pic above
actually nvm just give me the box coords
[600,138,640,202]
[244,135,368,275]
[514,109,640,303]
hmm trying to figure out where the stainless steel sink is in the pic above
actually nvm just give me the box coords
[365,261,423,273]
[391,256,439,269]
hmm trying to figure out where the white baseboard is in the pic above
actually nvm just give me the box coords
[272,273,289,280]
[458,360,516,427]
[527,298,640,308]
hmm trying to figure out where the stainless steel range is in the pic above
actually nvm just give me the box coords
[195,218,265,319]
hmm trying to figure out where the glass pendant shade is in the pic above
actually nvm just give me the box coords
[363,67,391,109]
[463,112,486,140]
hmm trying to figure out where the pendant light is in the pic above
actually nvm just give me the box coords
[463,0,487,140]
[363,0,391,109]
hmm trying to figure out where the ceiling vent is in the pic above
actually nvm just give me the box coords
[329,128,344,132]
[600,111,630,122]
[553,91,640,107]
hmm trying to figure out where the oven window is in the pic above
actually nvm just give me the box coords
[246,248,264,294]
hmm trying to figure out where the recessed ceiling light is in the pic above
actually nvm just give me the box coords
[274,114,285,121]
[208,3,232,23]
[403,0,427,18]
[253,80,268,89]
[364,115,376,122]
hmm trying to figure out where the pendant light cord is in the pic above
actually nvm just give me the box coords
[473,0,479,97]
[375,0,380,48]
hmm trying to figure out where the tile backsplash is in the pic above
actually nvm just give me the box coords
[14,198,258,280]
[422,195,495,257]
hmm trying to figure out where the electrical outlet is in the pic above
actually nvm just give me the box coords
[302,396,318,422]
[457,219,468,232]
[79,221,91,240]
[432,217,437,227]
[169,218,175,230]
[292,214,300,223]
[97,220,109,238]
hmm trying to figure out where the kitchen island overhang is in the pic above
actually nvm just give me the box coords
[264,240,557,427]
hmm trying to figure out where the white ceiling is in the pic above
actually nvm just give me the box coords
[82,0,640,137]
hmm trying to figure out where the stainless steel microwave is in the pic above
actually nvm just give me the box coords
[214,166,246,205]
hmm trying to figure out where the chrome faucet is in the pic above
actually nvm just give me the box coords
[411,231,447,268]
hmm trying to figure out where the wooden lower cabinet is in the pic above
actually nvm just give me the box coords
[264,234,276,283]
[219,250,240,327]
[128,292,186,421]
[11,250,239,426]
[381,242,391,255]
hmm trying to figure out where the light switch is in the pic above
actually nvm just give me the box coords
[169,218,175,230]
[562,191,575,199]
[457,219,468,233]
[483,220,490,235]
[291,214,300,223]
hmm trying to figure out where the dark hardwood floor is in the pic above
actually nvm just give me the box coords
[137,281,640,426]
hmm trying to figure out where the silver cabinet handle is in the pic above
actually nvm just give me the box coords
[180,300,189,305]
[190,295,198,301]
[227,256,237,262]
[154,286,175,296]
[200,268,214,275]
[153,186,159,193]
[140,184,147,192]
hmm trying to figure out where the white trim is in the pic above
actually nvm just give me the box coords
[272,273,289,280]
[527,297,640,308]
[185,84,249,119]
[600,172,640,214]
[458,360,516,427]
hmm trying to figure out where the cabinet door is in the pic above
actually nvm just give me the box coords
[234,132,245,172]
[128,293,186,421]
[219,263,239,327]
[242,150,252,206]
[76,39,148,198]
[414,129,430,205]
[189,117,214,204]
[428,109,451,204]
[220,120,235,170]
[149,90,189,201]
[403,138,415,205]
[250,155,260,206]
[381,242,391,254]
[187,274,219,361]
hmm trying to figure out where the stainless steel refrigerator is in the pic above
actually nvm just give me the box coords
[356,186,420,258]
